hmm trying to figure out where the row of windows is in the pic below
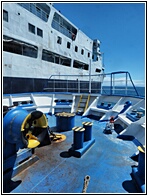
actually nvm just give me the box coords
[3,9,94,60]
[57,36,90,58]
[6,3,76,40]
[18,3,77,41]
[3,36,89,71]
[42,49,89,70]
[3,9,43,38]
[28,23,43,37]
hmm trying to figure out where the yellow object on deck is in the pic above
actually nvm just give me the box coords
[77,94,90,113]
[50,133,66,143]
[82,122,93,126]
[72,126,85,132]
[55,112,75,117]
[26,131,40,148]
[138,145,145,153]
[28,139,40,148]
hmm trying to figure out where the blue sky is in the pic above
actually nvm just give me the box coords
[54,2,145,86]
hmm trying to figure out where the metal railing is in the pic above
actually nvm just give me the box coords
[52,20,75,39]
[43,74,102,94]
[101,71,142,97]
[18,3,49,22]
[43,72,143,97]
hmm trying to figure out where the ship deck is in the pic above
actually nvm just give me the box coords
[6,114,139,193]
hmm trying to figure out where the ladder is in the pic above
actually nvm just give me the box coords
[77,94,90,114]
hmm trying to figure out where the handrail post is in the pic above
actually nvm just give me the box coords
[89,59,92,93]
[125,72,128,95]
[110,73,113,95]
[78,79,80,93]
[53,79,55,92]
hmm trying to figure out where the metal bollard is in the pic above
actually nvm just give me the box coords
[82,122,93,141]
[137,145,145,181]
[72,127,85,150]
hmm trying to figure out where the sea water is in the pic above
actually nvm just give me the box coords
[135,86,145,97]
[102,86,145,97]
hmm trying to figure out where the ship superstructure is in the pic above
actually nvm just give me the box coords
[3,3,104,94]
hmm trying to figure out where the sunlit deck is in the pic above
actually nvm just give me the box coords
[6,115,140,193]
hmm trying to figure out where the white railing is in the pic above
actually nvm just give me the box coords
[44,74,102,94]
[43,72,142,97]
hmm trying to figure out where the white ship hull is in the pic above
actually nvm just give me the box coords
[3,3,104,94]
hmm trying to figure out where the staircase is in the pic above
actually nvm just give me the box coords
[77,94,90,114]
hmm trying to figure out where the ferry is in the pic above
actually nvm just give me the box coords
[3,2,103,94]
[3,2,145,194]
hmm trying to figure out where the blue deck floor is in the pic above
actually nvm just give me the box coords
[10,115,139,193]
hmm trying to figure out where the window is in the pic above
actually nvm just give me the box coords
[61,57,71,67]
[88,52,90,58]
[28,23,35,34]
[3,41,22,55]
[73,60,88,70]
[81,49,84,55]
[3,36,38,58]
[42,49,71,67]
[18,3,50,22]
[96,68,101,73]
[37,28,43,37]
[23,45,37,58]
[55,56,59,64]
[67,42,71,49]
[3,10,8,22]
[42,50,54,62]
[52,12,77,40]
[36,7,41,17]
[75,46,78,52]
[57,36,62,44]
